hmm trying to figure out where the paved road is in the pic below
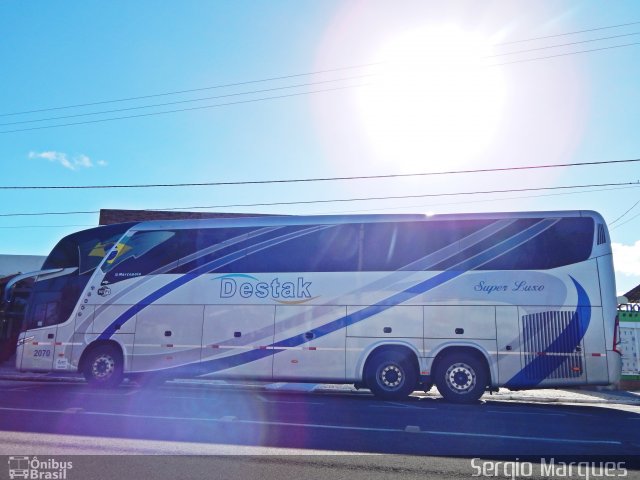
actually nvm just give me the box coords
[9,446,598,480]
[1,379,638,458]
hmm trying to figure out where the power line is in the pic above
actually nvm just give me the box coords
[486,40,640,67]
[0,74,374,127]
[495,20,640,45]
[2,20,638,119]
[611,210,640,230]
[3,40,638,135]
[610,198,640,225]
[151,181,640,211]
[0,224,94,229]
[5,32,639,129]
[2,158,639,190]
[0,63,381,118]
[0,83,366,134]
[488,31,640,58]
[319,184,640,216]
[0,180,637,218]
[5,184,640,228]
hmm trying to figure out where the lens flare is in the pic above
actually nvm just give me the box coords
[356,26,506,170]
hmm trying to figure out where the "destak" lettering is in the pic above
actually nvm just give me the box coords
[220,277,312,300]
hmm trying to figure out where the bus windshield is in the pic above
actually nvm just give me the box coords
[20,222,137,332]
[42,223,137,274]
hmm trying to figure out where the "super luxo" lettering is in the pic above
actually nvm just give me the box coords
[220,277,312,300]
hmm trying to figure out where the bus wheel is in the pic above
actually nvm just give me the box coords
[434,352,487,403]
[366,350,418,400]
[83,345,123,388]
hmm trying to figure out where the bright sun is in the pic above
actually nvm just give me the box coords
[357,26,506,170]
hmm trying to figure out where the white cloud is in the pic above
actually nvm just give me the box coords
[612,241,640,277]
[73,154,93,168]
[28,151,107,171]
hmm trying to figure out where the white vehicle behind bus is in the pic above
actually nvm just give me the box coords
[16,211,622,403]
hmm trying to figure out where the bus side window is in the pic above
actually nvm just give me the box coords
[102,231,177,276]
[361,222,434,271]
[480,218,594,270]
[233,224,360,273]
[175,228,254,273]
[30,299,59,328]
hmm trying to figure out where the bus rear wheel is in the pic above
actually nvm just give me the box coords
[83,344,123,388]
[366,350,418,400]
[434,352,487,403]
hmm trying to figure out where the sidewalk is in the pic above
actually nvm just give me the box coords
[487,386,640,406]
[2,360,639,407]
[0,361,84,383]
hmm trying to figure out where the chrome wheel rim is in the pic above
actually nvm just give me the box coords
[445,362,476,394]
[380,364,403,389]
[91,354,115,380]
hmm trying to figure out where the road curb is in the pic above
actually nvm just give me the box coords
[0,373,83,383]
[490,394,611,404]
[484,393,640,406]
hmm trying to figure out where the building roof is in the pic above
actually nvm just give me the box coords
[98,209,273,225]
[0,255,46,278]
[624,284,640,303]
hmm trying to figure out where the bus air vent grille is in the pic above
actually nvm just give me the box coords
[521,310,583,380]
[597,224,607,245]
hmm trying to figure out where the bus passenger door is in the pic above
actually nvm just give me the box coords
[272,305,346,382]
[19,325,57,371]
[18,293,59,371]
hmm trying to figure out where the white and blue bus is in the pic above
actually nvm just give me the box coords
[15,211,621,403]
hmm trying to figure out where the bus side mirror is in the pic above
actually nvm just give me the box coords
[617,296,628,306]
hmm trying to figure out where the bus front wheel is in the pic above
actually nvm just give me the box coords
[434,352,487,403]
[365,350,418,400]
[83,344,124,388]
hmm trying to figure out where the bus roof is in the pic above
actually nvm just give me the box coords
[126,210,606,232]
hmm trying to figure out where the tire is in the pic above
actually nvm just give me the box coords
[366,350,418,400]
[434,352,487,404]
[83,344,124,388]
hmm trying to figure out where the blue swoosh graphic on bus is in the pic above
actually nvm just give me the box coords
[505,276,591,388]
[271,270,462,349]
[133,219,557,376]
[212,274,259,281]
[168,348,277,379]
[97,226,328,340]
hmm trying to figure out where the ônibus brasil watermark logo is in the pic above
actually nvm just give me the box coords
[7,456,72,479]
[215,274,316,304]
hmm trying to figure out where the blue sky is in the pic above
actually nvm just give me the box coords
[1,1,639,293]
